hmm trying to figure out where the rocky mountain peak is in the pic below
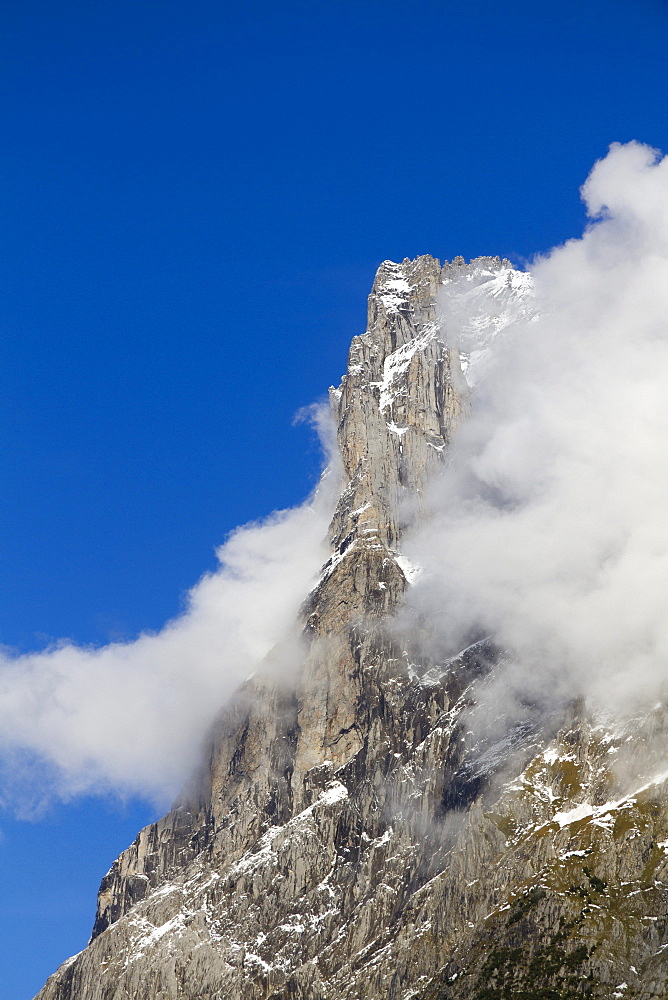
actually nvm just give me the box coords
[329,254,463,561]
[35,257,668,1000]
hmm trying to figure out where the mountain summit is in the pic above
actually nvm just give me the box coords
[36,257,668,1000]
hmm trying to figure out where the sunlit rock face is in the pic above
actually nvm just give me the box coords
[37,258,668,1000]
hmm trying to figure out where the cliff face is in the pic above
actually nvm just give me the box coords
[37,257,668,1000]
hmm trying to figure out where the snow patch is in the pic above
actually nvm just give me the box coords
[377,276,411,314]
[372,327,438,413]
[387,421,409,437]
[319,780,349,806]
[440,264,535,388]
[315,541,357,587]
[551,771,668,830]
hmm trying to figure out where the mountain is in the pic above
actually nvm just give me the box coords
[36,256,668,1000]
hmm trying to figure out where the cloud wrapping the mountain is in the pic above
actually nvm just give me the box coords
[406,141,668,718]
[0,425,337,812]
[5,141,667,813]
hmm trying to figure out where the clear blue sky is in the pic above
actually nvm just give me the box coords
[1,1,667,996]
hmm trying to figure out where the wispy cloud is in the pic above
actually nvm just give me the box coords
[0,408,337,813]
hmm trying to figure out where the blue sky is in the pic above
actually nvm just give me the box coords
[1,0,668,996]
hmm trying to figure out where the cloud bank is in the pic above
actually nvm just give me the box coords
[0,414,337,813]
[5,142,668,813]
[406,141,668,721]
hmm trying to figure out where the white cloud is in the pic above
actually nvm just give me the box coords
[0,409,337,813]
[406,142,668,719]
[7,142,668,814]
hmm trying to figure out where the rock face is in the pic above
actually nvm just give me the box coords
[36,257,668,1000]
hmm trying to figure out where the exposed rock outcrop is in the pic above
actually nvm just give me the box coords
[36,256,668,1000]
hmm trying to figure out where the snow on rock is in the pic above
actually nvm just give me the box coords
[378,276,411,313]
[374,264,412,314]
[372,326,438,413]
[440,257,535,387]
[551,770,668,830]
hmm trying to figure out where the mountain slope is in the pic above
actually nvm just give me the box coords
[36,256,668,1000]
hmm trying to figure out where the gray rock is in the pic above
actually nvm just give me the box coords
[36,257,668,1000]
